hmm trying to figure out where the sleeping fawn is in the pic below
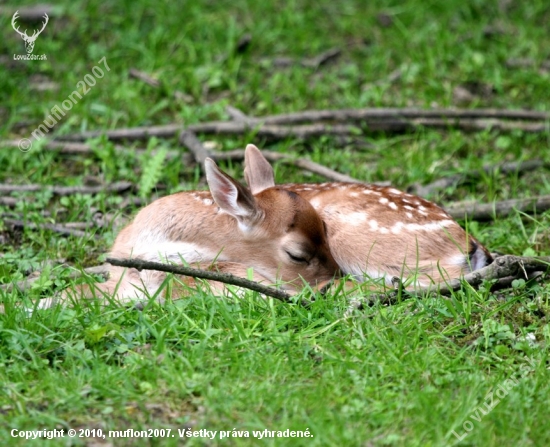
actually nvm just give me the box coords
[55,147,340,306]
[244,145,492,288]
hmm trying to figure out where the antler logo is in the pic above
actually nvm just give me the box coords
[12,11,49,54]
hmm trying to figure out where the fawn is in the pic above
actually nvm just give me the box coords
[244,145,492,288]
[56,147,340,306]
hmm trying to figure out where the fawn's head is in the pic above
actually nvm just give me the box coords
[204,145,340,289]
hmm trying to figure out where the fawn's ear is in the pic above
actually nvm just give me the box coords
[244,144,275,195]
[205,158,260,226]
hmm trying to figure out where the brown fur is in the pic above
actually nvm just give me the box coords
[54,148,340,307]
[244,145,492,287]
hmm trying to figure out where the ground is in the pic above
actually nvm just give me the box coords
[1,0,550,446]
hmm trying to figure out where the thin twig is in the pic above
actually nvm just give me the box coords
[0,197,17,207]
[505,58,550,70]
[0,4,55,21]
[0,181,133,195]
[106,257,298,304]
[210,149,364,183]
[226,105,252,123]
[0,139,140,155]
[57,122,360,142]
[362,68,403,90]
[263,152,364,183]
[55,108,550,142]
[262,47,341,69]
[348,255,550,311]
[255,108,550,124]
[301,47,342,68]
[444,195,550,221]
[410,158,550,197]
[179,130,212,168]
[56,124,182,141]
[422,255,550,296]
[129,68,160,88]
[4,218,98,238]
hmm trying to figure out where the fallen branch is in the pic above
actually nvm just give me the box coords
[411,158,549,197]
[444,195,550,221]
[106,257,297,304]
[420,255,549,296]
[0,4,56,21]
[254,108,550,125]
[55,110,550,142]
[4,218,98,238]
[179,130,212,168]
[0,181,133,195]
[57,122,360,142]
[210,149,364,183]
[0,139,143,156]
[281,156,363,183]
[0,197,17,207]
[347,255,550,311]
[57,124,182,141]
[226,105,253,123]
[505,58,550,70]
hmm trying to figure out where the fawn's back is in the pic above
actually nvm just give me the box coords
[286,182,491,285]
[244,145,492,287]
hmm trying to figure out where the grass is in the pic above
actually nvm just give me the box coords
[1,0,550,445]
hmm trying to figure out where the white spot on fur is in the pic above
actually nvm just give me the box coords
[390,222,404,234]
[340,212,367,226]
[388,202,398,210]
[447,253,467,267]
[404,205,414,210]
[388,188,403,195]
[350,192,359,198]
[203,198,213,206]
[368,219,379,230]
[379,227,389,234]
[406,212,413,219]
[310,197,322,209]
[404,220,455,232]
[379,197,389,204]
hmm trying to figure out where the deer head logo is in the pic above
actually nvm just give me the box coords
[12,11,49,54]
